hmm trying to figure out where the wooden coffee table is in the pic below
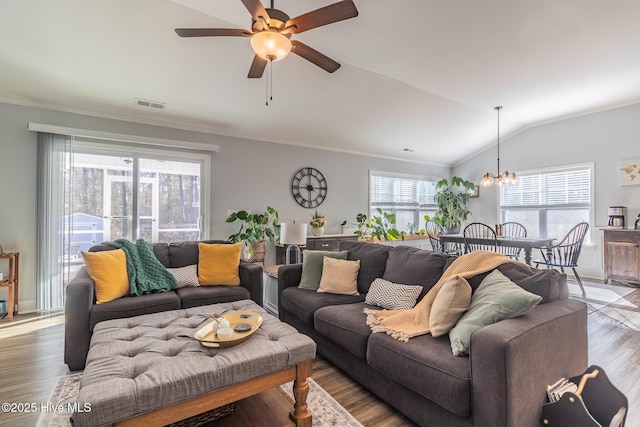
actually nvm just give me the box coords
[72,300,316,427]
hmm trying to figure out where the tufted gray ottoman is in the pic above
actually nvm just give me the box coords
[71,299,316,426]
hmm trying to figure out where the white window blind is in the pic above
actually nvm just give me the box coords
[499,164,592,241]
[369,171,440,231]
[500,166,591,208]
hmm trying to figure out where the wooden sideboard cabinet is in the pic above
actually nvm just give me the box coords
[275,234,359,264]
[604,229,640,285]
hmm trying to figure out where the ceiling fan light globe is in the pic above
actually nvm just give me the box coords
[251,31,292,61]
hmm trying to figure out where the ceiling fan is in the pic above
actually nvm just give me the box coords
[175,0,358,78]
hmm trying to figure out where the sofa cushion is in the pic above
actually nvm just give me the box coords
[339,241,392,294]
[197,242,241,285]
[365,278,422,310]
[299,250,348,290]
[466,262,567,302]
[449,269,543,356]
[314,302,379,359]
[168,240,228,268]
[82,249,129,304]
[89,291,181,330]
[280,286,364,326]
[317,257,360,295]
[366,332,472,417]
[152,243,170,267]
[383,246,449,300]
[175,286,250,309]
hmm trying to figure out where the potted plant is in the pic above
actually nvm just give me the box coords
[340,213,371,240]
[225,206,280,262]
[309,211,327,236]
[369,208,404,242]
[426,176,475,234]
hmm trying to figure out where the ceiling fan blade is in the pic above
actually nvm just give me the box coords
[291,40,340,73]
[175,28,252,37]
[248,55,268,78]
[286,0,358,34]
[241,0,270,27]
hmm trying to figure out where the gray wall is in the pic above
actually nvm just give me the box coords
[0,102,449,312]
[454,103,640,280]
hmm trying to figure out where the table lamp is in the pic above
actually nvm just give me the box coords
[280,222,307,264]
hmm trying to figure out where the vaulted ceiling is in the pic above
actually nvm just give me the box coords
[1,0,639,165]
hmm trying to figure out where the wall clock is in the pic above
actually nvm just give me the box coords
[291,167,327,208]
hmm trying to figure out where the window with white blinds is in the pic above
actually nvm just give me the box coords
[499,164,592,242]
[369,171,440,232]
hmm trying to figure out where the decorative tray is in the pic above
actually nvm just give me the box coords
[194,311,263,348]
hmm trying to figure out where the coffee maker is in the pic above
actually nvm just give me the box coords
[608,206,627,228]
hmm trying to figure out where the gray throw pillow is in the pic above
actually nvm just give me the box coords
[449,269,543,356]
[167,264,199,288]
[298,250,348,290]
[365,278,422,310]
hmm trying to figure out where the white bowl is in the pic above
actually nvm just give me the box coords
[216,327,233,340]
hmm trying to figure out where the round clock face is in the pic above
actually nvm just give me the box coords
[291,167,327,208]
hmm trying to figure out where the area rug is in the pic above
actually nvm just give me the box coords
[569,280,640,332]
[36,372,362,427]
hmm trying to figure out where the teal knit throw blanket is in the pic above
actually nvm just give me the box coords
[106,239,177,296]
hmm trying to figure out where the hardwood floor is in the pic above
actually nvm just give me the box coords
[1,284,639,427]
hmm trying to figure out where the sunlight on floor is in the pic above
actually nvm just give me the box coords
[569,281,637,308]
[0,312,64,340]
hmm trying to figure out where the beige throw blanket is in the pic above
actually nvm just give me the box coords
[364,251,518,341]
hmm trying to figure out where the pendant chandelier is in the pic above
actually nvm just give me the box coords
[481,106,516,187]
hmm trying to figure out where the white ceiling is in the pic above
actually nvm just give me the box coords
[1,0,639,166]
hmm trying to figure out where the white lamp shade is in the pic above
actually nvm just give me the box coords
[281,223,307,245]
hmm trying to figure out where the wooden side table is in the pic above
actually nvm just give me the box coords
[0,252,19,321]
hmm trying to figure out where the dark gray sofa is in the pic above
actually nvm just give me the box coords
[278,241,588,427]
[64,240,263,371]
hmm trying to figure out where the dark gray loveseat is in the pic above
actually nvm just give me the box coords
[278,241,588,427]
[64,240,263,371]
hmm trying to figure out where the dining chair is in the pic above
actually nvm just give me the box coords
[463,222,497,253]
[500,222,527,259]
[534,222,589,298]
[425,220,461,255]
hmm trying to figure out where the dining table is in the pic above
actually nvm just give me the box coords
[438,234,555,266]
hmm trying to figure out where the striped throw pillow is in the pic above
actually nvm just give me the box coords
[365,278,422,310]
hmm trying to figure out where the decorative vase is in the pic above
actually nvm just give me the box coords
[311,226,325,236]
[246,241,266,263]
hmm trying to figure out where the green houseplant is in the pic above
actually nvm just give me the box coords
[340,213,371,240]
[427,176,475,234]
[370,208,404,241]
[226,206,280,262]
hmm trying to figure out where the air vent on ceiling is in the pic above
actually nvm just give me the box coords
[135,98,166,110]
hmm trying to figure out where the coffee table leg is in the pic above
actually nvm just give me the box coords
[290,360,312,427]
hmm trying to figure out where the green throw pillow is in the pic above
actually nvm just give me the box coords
[449,269,543,356]
[298,250,348,290]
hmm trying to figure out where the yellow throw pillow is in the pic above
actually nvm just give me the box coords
[198,242,241,285]
[82,249,129,304]
[429,275,472,337]
[317,257,360,295]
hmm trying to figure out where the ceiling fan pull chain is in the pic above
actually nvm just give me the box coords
[266,60,273,106]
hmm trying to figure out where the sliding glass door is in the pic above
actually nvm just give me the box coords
[37,135,209,310]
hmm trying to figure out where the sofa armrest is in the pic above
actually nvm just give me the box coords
[239,260,263,306]
[470,299,588,427]
[64,267,96,371]
[277,264,302,320]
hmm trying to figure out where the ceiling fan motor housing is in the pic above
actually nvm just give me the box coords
[252,8,291,34]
